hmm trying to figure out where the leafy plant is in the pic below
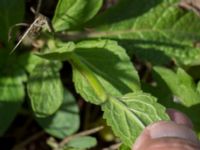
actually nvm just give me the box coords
[1,0,200,149]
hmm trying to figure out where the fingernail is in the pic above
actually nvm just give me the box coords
[147,121,199,143]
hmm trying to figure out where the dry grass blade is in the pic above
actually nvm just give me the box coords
[8,23,29,42]
[9,17,41,54]
[9,0,54,54]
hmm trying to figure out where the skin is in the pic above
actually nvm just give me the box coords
[183,0,200,9]
[132,109,200,150]
[179,0,200,16]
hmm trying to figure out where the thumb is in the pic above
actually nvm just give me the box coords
[133,121,200,150]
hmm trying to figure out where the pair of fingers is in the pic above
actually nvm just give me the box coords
[132,109,200,150]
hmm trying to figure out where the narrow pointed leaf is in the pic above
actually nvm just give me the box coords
[154,66,200,107]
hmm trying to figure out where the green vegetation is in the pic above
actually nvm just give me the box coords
[1,0,200,149]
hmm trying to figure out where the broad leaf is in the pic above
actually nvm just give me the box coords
[35,40,76,61]
[197,81,200,94]
[18,52,46,73]
[152,69,200,135]
[52,0,103,31]
[64,136,97,149]
[0,0,25,46]
[27,61,63,117]
[119,144,131,150]
[0,72,25,135]
[70,40,140,104]
[154,66,200,107]
[36,89,80,139]
[102,91,169,147]
[141,81,173,106]
[87,0,200,66]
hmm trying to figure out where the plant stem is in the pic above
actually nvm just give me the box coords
[102,143,121,150]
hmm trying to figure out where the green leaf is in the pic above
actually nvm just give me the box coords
[141,81,173,106]
[0,50,9,69]
[187,66,200,81]
[152,69,200,135]
[18,52,46,73]
[65,136,97,149]
[102,91,169,147]
[0,72,25,135]
[119,144,131,150]
[146,70,174,107]
[0,0,25,46]
[36,89,80,139]
[154,66,200,107]
[87,0,200,66]
[52,0,103,31]
[197,81,200,94]
[27,61,63,117]
[70,40,140,104]
[35,40,76,61]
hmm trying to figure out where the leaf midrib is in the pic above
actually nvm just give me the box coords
[74,52,133,93]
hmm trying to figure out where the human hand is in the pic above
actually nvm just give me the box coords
[132,109,200,150]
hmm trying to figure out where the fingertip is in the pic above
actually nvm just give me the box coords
[133,121,199,150]
[132,127,151,150]
[147,121,199,144]
[166,108,193,128]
